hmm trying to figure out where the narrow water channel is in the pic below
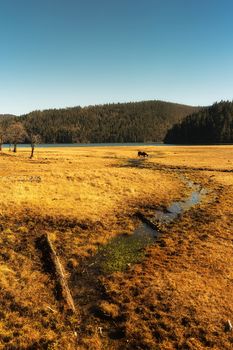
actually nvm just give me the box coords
[97,177,207,273]
[153,178,207,224]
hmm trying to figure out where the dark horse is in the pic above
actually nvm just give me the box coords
[138,151,149,157]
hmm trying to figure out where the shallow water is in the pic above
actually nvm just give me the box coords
[98,177,207,272]
[154,182,207,224]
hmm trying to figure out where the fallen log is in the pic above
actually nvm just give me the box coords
[41,233,76,314]
[136,211,161,231]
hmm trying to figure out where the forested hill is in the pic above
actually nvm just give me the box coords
[17,100,199,143]
[164,101,233,144]
[0,114,16,119]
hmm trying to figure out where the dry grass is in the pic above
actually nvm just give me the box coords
[0,145,232,349]
[0,147,182,222]
[146,145,233,170]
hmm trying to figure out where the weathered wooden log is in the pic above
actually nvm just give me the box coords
[42,233,76,314]
[136,211,161,231]
[225,320,233,332]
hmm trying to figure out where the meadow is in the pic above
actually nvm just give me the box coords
[0,145,232,349]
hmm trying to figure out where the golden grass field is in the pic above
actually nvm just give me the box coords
[0,145,232,349]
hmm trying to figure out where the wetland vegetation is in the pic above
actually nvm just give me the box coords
[0,145,232,349]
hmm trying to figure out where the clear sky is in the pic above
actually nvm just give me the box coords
[0,0,233,115]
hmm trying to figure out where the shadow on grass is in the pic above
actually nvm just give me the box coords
[113,157,233,173]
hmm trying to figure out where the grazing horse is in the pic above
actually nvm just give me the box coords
[138,151,149,157]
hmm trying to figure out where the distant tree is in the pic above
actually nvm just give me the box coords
[0,118,13,151]
[28,133,41,158]
[0,123,7,151]
[7,122,28,152]
[24,115,42,158]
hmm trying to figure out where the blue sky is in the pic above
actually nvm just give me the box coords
[0,0,233,114]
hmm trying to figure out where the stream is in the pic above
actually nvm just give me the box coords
[97,177,207,273]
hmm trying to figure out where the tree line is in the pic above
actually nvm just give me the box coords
[0,100,200,154]
[1,100,198,145]
[164,101,233,144]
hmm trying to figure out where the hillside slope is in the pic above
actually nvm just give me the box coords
[164,101,233,144]
[18,100,199,143]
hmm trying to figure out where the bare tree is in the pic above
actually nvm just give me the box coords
[0,125,6,151]
[0,118,13,151]
[28,133,41,158]
[7,122,27,153]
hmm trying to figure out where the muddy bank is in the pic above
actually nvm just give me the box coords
[91,176,207,273]
[67,174,209,349]
[119,158,233,173]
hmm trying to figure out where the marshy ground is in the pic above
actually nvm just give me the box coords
[0,145,232,349]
